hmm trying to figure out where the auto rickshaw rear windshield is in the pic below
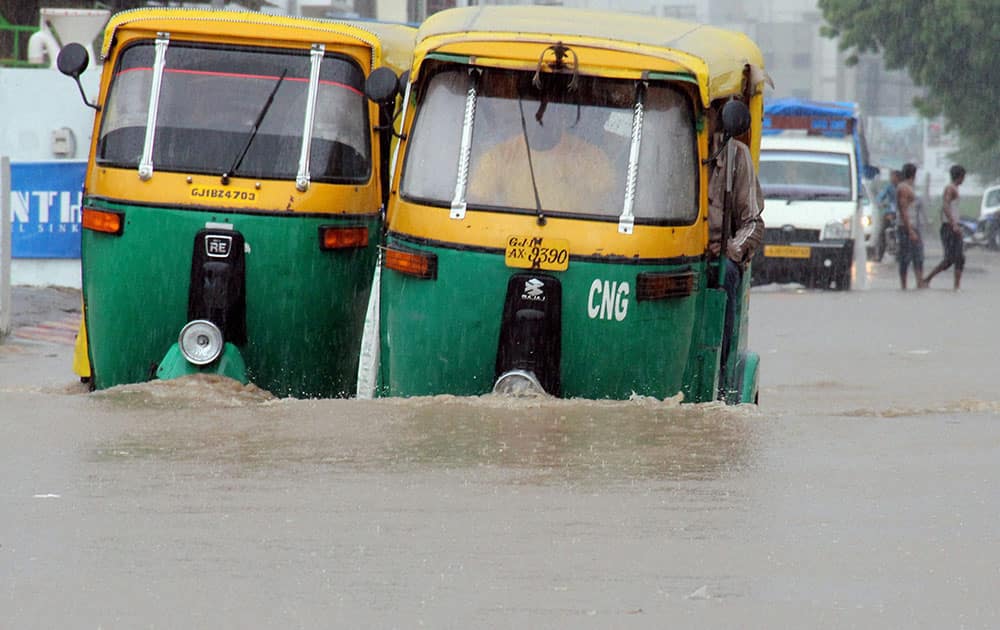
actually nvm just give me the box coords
[97,41,372,183]
[400,65,698,224]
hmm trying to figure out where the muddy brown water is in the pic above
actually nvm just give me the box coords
[3,248,1000,628]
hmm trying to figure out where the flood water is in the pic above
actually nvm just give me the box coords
[3,247,1000,628]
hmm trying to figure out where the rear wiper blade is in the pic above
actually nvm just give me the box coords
[221,68,287,184]
[517,91,546,226]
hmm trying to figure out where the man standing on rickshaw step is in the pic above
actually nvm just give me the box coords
[707,101,765,397]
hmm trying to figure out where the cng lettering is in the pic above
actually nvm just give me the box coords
[587,279,629,321]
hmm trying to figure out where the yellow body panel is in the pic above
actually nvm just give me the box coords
[427,40,702,83]
[101,9,410,71]
[73,312,90,379]
[388,198,705,259]
[412,6,765,105]
[335,20,418,74]
[88,168,379,215]
[87,9,416,215]
[388,6,766,254]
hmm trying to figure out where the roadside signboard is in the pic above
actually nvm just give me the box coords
[9,161,86,259]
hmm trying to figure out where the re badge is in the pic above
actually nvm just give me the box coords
[205,234,233,258]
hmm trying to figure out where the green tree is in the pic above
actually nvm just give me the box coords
[819,0,1000,181]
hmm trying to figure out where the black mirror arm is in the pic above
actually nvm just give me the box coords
[73,76,100,112]
[701,133,731,165]
[373,104,406,139]
[372,125,406,140]
[373,126,407,140]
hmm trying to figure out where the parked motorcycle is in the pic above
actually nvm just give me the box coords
[875,212,899,261]
[961,212,1000,250]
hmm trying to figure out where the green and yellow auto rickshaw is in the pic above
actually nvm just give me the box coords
[58,9,413,397]
[369,6,765,403]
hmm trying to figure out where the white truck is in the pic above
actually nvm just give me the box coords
[751,99,877,290]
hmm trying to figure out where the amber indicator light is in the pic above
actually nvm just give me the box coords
[636,271,696,301]
[384,246,437,279]
[319,225,369,250]
[82,208,124,235]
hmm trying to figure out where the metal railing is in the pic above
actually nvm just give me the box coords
[0,15,41,67]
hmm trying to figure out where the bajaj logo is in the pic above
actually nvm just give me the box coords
[522,278,545,301]
[205,234,232,258]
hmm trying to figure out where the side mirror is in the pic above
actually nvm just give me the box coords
[57,42,100,111]
[862,164,880,180]
[365,67,399,105]
[57,42,89,78]
[721,100,751,138]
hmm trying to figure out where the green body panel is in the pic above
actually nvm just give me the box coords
[82,200,379,397]
[683,285,725,403]
[736,351,760,404]
[155,342,249,384]
[717,267,756,404]
[378,238,738,401]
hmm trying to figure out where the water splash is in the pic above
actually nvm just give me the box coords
[92,373,275,409]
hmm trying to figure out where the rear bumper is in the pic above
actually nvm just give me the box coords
[751,239,853,287]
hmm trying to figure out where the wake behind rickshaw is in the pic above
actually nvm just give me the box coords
[369,6,766,402]
[58,9,414,397]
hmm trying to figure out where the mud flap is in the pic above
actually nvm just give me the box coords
[72,311,91,382]
[356,253,381,399]
[733,351,760,405]
[155,342,249,384]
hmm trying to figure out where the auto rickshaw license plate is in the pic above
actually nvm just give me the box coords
[189,184,259,203]
[505,235,570,271]
[764,244,811,259]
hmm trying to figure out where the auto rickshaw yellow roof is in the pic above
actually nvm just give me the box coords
[414,6,765,104]
[101,8,415,73]
[333,20,417,73]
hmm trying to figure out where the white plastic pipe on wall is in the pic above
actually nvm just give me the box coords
[26,30,59,67]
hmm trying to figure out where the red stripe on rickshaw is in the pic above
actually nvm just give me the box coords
[114,67,363,95]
